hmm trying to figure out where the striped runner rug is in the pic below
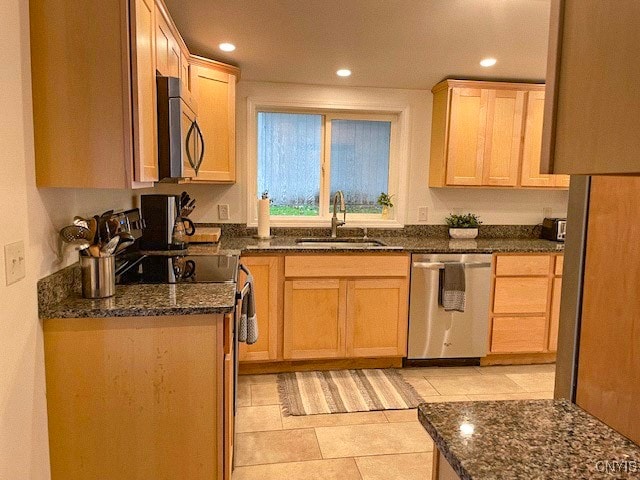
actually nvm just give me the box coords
[278,369,424,416]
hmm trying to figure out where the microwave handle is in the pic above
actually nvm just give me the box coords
[194,120,205,175]
[185,120,198,174]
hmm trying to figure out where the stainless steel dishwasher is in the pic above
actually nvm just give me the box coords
[408,253,492,361]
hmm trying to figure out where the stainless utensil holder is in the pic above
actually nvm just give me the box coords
[80,256,115,298]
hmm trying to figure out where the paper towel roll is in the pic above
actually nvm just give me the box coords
[257,198,270,238]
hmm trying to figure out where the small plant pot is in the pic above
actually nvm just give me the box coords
[381,206,391,219]
[449,228,478,239]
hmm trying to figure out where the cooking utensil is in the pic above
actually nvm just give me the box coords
[73,216,89,229]
[88,244,101,258]
[101,235,120,256]
[60,225,93,243]
[97,210,115,243]
[115,238,135,254]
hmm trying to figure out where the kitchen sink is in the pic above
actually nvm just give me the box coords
[296,237,399,249]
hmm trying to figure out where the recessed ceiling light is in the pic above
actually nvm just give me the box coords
[480,58,497,67]
[219,43,236,52]
[336,69,352,77]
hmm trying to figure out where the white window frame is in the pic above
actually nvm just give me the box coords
[246,98,410,228]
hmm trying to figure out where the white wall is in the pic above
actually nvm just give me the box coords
[0,2,134,477]
[151,80,568,226]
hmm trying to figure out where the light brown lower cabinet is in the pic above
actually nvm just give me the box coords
[44,314,233,480]
[489,253,563,356]
[282,255,410,361]
[284,279,347,359]
[238,256,281,361]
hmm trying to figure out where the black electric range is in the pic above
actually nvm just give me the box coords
[116,253,239,285]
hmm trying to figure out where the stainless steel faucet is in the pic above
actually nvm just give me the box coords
[331,191,346,238]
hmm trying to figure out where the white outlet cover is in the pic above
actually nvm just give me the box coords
[218,204,230,220]
[418,206,428,222]
[4,241,26,286]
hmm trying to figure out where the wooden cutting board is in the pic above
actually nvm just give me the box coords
[189,227,221,243]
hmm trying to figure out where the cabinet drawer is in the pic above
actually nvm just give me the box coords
[495,255,551,276]
[554,255,564,276]
[491,316,547,353]
[285,255,409,278]
[493,277,549,313]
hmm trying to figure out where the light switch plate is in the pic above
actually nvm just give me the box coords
[218,204,230,220]
[4,241,26,286]
[418,206,428,222]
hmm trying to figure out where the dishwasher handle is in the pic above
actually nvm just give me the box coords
[412,261,491,270]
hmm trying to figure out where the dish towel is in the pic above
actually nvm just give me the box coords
[442,263,466,312]
[239,274,259,345]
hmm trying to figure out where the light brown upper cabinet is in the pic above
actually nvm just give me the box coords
[429,80,568,189]
[154,4,180,78]
[542,0,640,175]
[30,0,159,188]
[186,57,238,183]
[30,0,238,188]
[521,91,569,187]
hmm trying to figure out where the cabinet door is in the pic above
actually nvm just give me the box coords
[548,277,562,352]
[491,316,547,353]
[180,50,191,93]
[283,279,346,360]
[239,257,280,362]
[493,277,549,314]
[154,6,169,76]
[446,88,487,185]
[482,90,525,186]
[346,279,408,357]
[189,65,236,183]
[521,91,553,187]
[223,314,234,479]
[130,0,158,182]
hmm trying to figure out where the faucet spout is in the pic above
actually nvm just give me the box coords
[331,191,347,238]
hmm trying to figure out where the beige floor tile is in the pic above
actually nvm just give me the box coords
[420,395,470,403]
[238,373,279,385]
[315,422,433,458]
[281,410,388,429]
[251,383,281,406]
[403,377,439,398]
[236,405,282,433]
[237,383,251,407]
[384,409,419,423]
[420,366,482,378]
[466,391,555,401]
[232,458,362,480]
[428,374,523,395]
[234,429,322,466]
[476,364,556,375]
[356,452,433,480]
[505,372,556,392]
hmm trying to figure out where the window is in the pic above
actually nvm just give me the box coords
[254,109,401,225]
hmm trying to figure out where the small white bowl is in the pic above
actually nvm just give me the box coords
[449,228,479,239]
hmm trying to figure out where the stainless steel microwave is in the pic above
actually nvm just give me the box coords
[156,76,204,182]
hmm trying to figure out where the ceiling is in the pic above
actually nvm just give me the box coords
[164,0,551,90]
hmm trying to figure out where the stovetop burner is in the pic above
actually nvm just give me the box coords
[116,253,238,284]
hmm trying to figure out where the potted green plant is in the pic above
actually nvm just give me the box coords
[445,213,482,239]
[377,193,394,219]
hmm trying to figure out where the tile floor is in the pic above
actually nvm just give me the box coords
[233,364,556,479]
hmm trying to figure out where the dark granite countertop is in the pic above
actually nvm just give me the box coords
[40,283,236,319]
[211,236,564,254]
[419,400,640,480]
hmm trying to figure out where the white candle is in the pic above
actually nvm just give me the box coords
[257,198,270,238]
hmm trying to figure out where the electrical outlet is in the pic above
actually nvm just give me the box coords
[543,207,553,218]
[218,204,230,220]
[418,206,428,222]
[4,241,26,286]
